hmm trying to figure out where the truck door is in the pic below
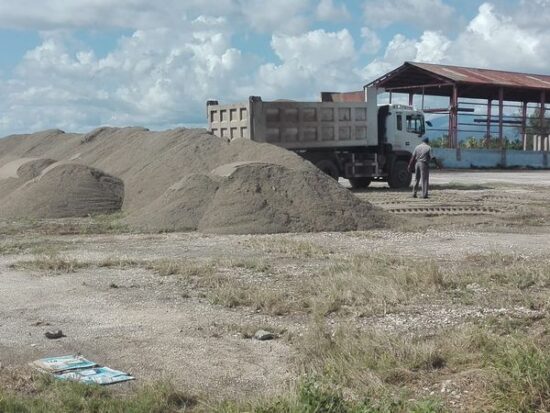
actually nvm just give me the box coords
[390,111,424,150]
[388,111,408,150]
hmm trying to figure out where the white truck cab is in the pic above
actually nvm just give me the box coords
[386,104,426,151]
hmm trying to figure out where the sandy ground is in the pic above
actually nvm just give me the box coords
[1,170,550,401]
[348,169,550,187]
[428,169,550,186]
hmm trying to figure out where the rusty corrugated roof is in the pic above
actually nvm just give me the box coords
[366,62,550,102]
[409,62,550,89]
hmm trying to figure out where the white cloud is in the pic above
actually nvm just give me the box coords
[240,0,313,34]
[361,31,450,82]
[363,0,454,30]
[1,22,250,134]
[0,0,316,37]
[255,29,361,98]
[360,27,381,55]
[0,26,363,136]
[361,1,550,83]
[0,0,237,30]
[516,0,550,30]
[449,3,544,71]
[316,0,350,22]
[416,31,450,63]
[270,29,355,68]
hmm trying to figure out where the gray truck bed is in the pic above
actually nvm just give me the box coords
[207,97,377,148]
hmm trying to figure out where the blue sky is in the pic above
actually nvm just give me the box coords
[0,0,549,136]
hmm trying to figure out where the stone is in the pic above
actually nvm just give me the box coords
[254,330,275,341]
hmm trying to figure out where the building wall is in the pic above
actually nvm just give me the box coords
[433,148,549,169]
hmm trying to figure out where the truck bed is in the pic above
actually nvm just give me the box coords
[208,97,377,149]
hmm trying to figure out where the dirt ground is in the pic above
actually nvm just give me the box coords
[1,170,549,408]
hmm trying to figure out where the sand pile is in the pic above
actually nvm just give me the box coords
[126,163,385,234]
[0,127,388,233]
[15,158,57,181]
[0,163,124,219]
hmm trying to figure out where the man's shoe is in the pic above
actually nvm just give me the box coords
[412,194,417,198]
[422,195,429,199]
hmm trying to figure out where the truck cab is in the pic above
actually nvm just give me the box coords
[386,104,426,151]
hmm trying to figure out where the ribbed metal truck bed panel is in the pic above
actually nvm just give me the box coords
[208,98,377,148]
[208,101,252,140]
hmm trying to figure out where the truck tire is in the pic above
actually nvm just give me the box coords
[349,178,372,189]
[314,159,339,180]
[388,160,411,189]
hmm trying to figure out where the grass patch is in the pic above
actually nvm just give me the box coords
[145,259,217,278]
[97,256,145,269]
[305,255,445,316]
[0,240,71,256]
[228,258,272,273]
[490,339,550,412]
[9,254,90,273]
[177,254,448,317]
[291,317,550,412]
[205,275,294,316]
[459,252,550,290]
[245,238,332,258]
[214,377,445,413]
[9,255,144,274]
[0,213,129,237]
[84,212,129,234]
[297,322,453,393]
[0,373,196,413]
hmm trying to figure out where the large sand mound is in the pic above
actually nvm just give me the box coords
[0,163,124,219]
[0,127,389,233]
[200,163,386,234]
[128,174,221,232]
[126,163,386,234]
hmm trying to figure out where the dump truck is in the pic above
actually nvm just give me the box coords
[206,87,428,188]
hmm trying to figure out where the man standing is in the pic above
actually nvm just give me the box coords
[409,137,432,199]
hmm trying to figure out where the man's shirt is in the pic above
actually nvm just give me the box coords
[413,142,432,163]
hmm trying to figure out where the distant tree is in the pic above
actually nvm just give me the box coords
[513,108,550,149]
[460,136,522,150]
[430,135,448,148]
[462,136,481,149]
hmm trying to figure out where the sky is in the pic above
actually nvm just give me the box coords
[1,0,550,136]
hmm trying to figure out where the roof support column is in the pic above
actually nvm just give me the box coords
[498,88,504,146]
[540,91,547,152]
[486,99,492,148]
[521,101,527,151]
[499,88,506,167]
[450,85,458,150]
[408,93,414,106]
[421,88,425,110]
[389,92,393,104]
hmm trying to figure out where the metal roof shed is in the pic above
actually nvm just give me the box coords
[366,62,550,161]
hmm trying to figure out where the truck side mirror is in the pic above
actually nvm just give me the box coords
[426,120,433,127]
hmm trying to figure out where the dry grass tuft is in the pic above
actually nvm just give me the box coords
[9,254,89,273]
[245,238,332,258]
[305,254,445,315]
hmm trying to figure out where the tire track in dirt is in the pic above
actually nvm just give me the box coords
[361,189,540,216]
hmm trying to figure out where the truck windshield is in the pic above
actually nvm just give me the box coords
[406,114,425,136]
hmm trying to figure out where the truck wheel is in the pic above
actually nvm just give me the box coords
[349,178,372,189]
[388,160,411,189]
[314,159,339,180]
